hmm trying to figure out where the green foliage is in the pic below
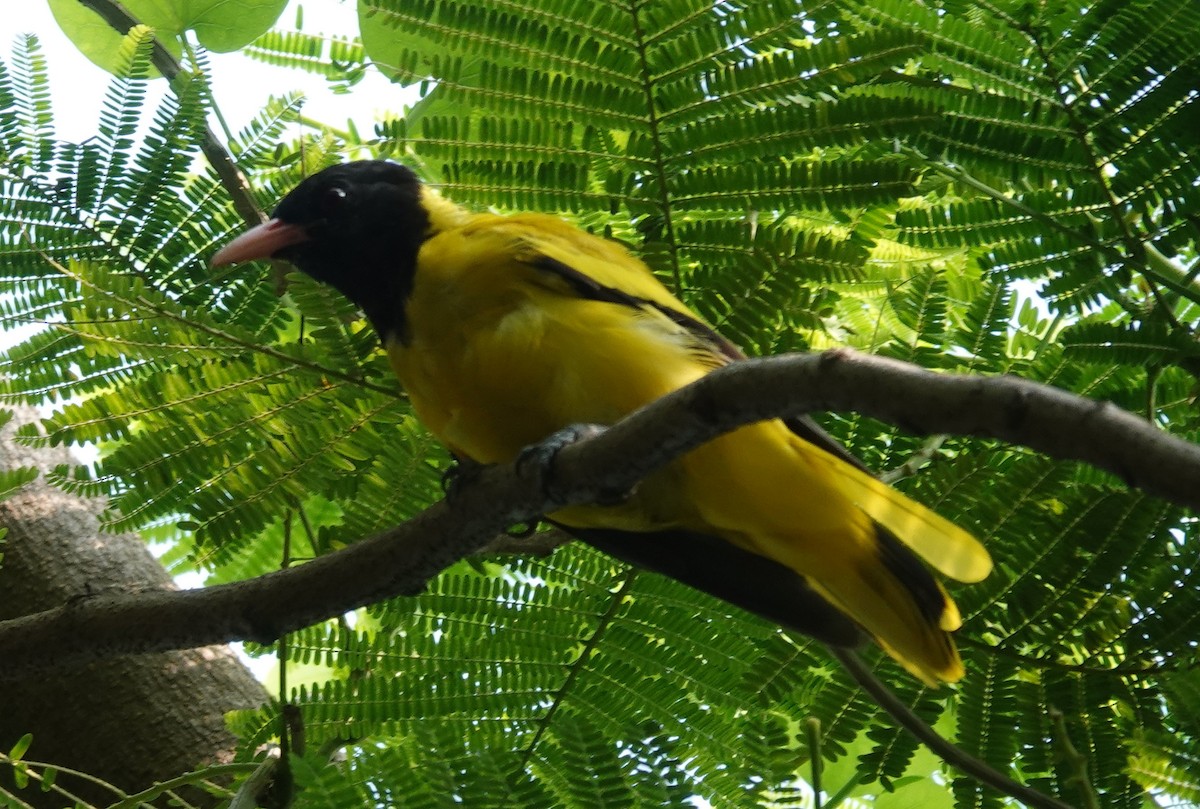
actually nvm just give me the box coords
[1,736,256,808]
[2,0,1199,807]
[48,0,287,73]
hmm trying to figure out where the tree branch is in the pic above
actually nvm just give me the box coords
[8,348,1194,809]
[76,0,264,229]
[831,648,1076,809]
[2,348,1198,677]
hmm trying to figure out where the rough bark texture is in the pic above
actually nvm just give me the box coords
[3,349,1200,678]
[0,408,268,808]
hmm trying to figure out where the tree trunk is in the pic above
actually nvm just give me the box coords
[0,408,268,808]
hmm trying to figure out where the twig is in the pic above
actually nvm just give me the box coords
[1050,708,1101,809]
[76,0,264,229]
[880,434,947,484]
[831,648,1076,809]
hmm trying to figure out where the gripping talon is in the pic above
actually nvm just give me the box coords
[517,423,630,507]
[441,454,485,499]
[516,423,606,472]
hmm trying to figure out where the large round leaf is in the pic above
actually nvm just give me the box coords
[49,0,288,74]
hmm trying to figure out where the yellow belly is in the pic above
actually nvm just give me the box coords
[387,285,865,548]
[390,295,705,463]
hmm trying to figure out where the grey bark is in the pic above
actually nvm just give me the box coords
[0,408,268,808]
[2,348,1199,678]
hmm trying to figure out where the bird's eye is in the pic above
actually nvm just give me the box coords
[321,186,349,215]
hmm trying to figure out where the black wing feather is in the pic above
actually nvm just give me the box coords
[554,521,866,648]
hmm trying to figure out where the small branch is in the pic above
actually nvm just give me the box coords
[879,434,947,484]
[831,648,1076,809]
[1050,708,1101,809]
[77,0,263,229]
[1,349,1199,677]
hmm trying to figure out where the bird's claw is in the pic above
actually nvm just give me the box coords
[517,423,606,467]
[441,454,486,499]
[517,423,630,507]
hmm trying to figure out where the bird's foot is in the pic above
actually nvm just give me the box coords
[516,424,606,489]
[517,423,630,508]
[441,454,486,500]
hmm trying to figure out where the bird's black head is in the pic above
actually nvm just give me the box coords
[213,160,429,341]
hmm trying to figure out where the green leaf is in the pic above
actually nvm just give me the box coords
[6,733,32,762]
[48,0,287,75]
[1061,320,1199,367]
[1127,728,1200,804]
[6,1,1200,806]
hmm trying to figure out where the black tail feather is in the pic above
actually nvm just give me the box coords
[555,521,867,649]
[873,521,947,625]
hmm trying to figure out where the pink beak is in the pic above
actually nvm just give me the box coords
[211,219,311,267]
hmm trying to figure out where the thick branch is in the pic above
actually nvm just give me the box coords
[2,348,1197,677]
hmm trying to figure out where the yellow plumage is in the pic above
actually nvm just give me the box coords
[389,188,991,685]
[213,161,992,685]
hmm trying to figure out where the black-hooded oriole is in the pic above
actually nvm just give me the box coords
[213,160,991,684]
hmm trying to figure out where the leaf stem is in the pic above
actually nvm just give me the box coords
[627,0,683,293]
[40,251,402,398]
[1049,708,1101,809]
[510,569,639,787]
[109,764,254,808]
[831,648,1076,809]
[181,32,238,149]
[294,112,353,142]
[806,716,824,809]
[901,147,1200,307]
[823,773,861,809]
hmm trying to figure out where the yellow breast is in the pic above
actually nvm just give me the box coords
[386,214,709,465]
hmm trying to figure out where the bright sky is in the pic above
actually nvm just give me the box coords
[6,0,413,145]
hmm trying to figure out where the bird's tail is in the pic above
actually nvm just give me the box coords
[789,441,990,684]
[808,520,965,685]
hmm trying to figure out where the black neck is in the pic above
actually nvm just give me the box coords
[356,268,413,345]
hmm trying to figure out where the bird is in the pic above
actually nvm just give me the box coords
[213,160,992,685]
